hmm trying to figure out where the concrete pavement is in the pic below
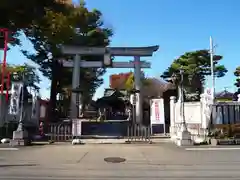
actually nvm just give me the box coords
[0,142,240,179]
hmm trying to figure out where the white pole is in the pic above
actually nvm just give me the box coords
[210,36,215,101]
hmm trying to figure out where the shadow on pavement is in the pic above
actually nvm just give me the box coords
[0,164,38,168]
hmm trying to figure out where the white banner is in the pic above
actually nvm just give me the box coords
[150,99,165,125]
[9,82,23,115]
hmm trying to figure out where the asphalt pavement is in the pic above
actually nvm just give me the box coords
[0,142,240,179]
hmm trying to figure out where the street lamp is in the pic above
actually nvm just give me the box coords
[209,36,218,101]
[13,71,34,131]
[170,68,187,131]
[178,67,187,132]
[11,70,37,146]
[129,88,140,124]
[169,67,191,146]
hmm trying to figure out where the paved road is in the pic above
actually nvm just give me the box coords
[0,143,240,179]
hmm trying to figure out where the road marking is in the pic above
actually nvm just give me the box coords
[0,148,19,151]
[186,147,240,151]
[0,176,85,180]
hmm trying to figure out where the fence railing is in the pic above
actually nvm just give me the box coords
[46,121,153,143]
[47,122,72,142]
[211,102,240,125]
[211,102,240,135]
[127,124,151,143]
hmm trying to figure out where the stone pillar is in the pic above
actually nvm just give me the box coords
[71,55,82,144]
[200,93,212,137]
[134,56,142,124]
[170,96,176,139]
[71,54,81,119]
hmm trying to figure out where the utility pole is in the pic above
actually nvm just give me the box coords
[210,36,215,101]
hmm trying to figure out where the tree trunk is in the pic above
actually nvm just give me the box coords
[48,60,59,122]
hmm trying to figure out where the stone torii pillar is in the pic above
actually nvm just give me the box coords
[71,54,81,119]
[134,56,142,124]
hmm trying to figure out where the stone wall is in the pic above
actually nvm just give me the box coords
[169,95,210,139]
[170,94,240,140]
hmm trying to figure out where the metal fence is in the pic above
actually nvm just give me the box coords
[211,102,240,125]
[47,122,72,142]
[127,124,151,143]
[211,102,240,134]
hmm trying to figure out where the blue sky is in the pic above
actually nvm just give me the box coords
[3,0,240,99]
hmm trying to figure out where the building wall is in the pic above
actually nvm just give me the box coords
[169,95,209,140]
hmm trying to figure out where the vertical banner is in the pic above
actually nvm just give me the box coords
[9,82,23,115]
[150,99,165,125]
[150,99,165,134]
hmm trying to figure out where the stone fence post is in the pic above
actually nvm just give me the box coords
[170,96,176,139]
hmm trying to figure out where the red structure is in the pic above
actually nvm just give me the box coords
[5,71,10,102]
[0,28,14,102]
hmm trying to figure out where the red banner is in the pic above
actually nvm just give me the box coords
[154,101,160,121]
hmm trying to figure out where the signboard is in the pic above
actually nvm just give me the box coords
[150,99,165,125]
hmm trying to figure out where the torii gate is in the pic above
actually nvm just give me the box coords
[61,45,159,130]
